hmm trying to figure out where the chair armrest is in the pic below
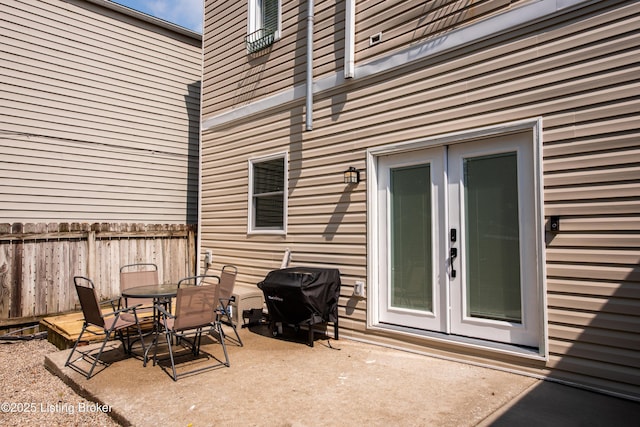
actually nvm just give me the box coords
[103,303,143,318]
[155,304,174,319]
[100,296,122,311]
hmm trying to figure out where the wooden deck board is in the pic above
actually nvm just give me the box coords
[40,308,156,350]
[41,308,110,350]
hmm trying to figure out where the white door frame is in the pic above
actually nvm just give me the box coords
[367,118,547,357]
[448,133,539,347]
[376,146,447,332]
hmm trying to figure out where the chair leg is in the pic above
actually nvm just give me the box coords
[65,323,88,367]
[227,314,243,346]
[193,329,202,355]
[218,309,243,346]
[115,329,129,355]
[86,333,112,379]
[135,320,146,355]
[165,331,178,381]
[65,324,112,378]
[215,321,230,367]
[148,330,161,367]
[123,329,131,354]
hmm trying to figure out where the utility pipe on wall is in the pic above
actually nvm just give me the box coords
[344,0,355,79]
[280,248,292,268]
[306,0,314,131]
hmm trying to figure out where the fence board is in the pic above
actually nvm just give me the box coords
[0,243,11,319]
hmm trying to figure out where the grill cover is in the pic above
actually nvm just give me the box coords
[258,267,341,326]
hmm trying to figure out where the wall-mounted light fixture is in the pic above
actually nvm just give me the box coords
[343,167,360,184]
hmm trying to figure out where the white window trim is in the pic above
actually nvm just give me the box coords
[247,0,282,40]
[248,152,288,235]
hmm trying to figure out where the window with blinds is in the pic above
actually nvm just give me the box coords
[246,0,280,53]
[249,153,287,233]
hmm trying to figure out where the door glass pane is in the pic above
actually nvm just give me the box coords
[390,165,433,312]
[463,153,521,322]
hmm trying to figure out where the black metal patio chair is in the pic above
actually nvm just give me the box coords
[65,276,146,379]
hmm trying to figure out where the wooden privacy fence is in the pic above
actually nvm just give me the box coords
[0,223,196,327]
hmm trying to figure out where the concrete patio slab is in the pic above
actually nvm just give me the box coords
[45,325,640,426]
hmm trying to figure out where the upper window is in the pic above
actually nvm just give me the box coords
[248,153,287,234]
[246,0,281,52]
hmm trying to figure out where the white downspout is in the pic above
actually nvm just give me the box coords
[344,0,355,79]
[306,0,314,131]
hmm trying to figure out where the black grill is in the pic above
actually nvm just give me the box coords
[257,267,340,346]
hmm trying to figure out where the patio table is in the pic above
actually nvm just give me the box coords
[121,283,179,363]
[121,283,178,300]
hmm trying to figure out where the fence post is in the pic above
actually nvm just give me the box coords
[188,225,196,276]
[87,230,96,280]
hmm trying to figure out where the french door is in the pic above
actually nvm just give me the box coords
[376,132,541,348]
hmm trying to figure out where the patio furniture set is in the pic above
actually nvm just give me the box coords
[64,263,241,381]
[64,263,341,382]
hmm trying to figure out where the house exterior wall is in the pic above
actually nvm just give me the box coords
[0,0,202,323]
[200,0,640,398]
[202,0,528,118]
[0,0,202,224]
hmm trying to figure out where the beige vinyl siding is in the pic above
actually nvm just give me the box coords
[200,102,366,287]
[201,0,639,397]
[0,0,201,223]
[314,0,345,78]
[354,0,527,63]
[202,0,346,117]
[202,0,528,117]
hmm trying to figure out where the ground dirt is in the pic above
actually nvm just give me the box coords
[0,338,119,426]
